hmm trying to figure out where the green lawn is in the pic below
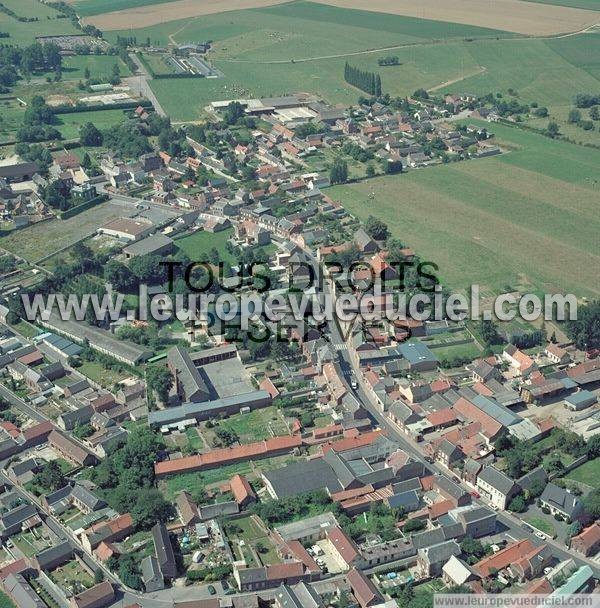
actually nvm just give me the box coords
[566,458,600,488]
[55,108,130,140]
[175,228,235,264]
[0,98,25,143]
[0,591,15,608]
[329,120,600,297]
[431,342,482,363]
[77,360,129,388]
[214,406,288,442]
[526,516,556,538]
[226,515,281,566]
[61,55,131,81]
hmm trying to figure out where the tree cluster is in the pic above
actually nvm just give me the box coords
[344,62,382,97]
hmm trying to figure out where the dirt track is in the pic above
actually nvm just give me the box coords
[87,0,600,35]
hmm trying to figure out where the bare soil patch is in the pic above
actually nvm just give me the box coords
[86,0,290,30]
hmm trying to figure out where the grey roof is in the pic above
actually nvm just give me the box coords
[454,505,496,525]
[419,539,461,565]
[71,484,106,511]
[388,490,420,511]
[148,390,270,426]
[141,555,162,584]
[167,345,210,403]
[478,466,516,495]
[435,476,468,501]
[263,458,342,498]
[59,405,94,430]
[392,477,422,494]
[123,234,173,257]
[152,522,176,579]
[517,466,548,491]
[275,512,338,542]
[275,583,324,608]
[35,541,73,569]
[0,503,38,530]
[412,523,464,550]
[471,394,519,427]
[4,573,45,608]
[540,482,582,517]
[398,341,438,365]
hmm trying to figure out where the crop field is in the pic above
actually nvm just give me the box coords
[55,108,130,139]
[87,0,598,35]
[329,121,600,298]
[127,2,599,123]
[0,0,80,46]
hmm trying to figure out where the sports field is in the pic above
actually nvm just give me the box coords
[328,121,600,298]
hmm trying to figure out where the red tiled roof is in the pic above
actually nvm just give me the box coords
[526,577,553,595]
[426,408,457,427]
[0,558,27,580]
[266,561,304,581]
[453,397,503,439]
[322,430,384,455]
[327,526,359,565]
[572,522,600,550]
[347,568,382,608]
[475,540,534,577]
[21,420,54,442]
[428,499,454,519]
[17,350,43,366]
[155,435,302,476]
[230,474,255,505]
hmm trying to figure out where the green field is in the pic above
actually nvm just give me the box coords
[55,108,130,139]
[0,98,25,143]
[0,199,130,262]
[122,5,600,123]
[523,0,600,9]
[329,121,600,297]
[74,0,177,16]
[0,0,80,45]
[175,228,235,264]
[566,458,600,487]
[61,55,132,81]
[107,1,512,49]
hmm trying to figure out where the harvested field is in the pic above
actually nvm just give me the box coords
[85,0,289,30]
[86,0,600,35]
[312,0,600,35]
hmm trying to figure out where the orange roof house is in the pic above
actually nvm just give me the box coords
[474,539,534,578]
[230,474,256,507]
[155,435,302,477]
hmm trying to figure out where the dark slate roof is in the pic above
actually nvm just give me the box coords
[35,541,73,569]
[263,458,342,498]
[478,466,516,495]
[540,482,582,517]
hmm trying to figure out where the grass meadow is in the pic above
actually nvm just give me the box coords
[0,0,80,45]
[129,5,600,124]
[54,108,130,139]
[329,121,600,297]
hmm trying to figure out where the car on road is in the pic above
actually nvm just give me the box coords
[535,531,546,539]
[522,523,533,532]
[207,585,216,595]
[350,376,358,389]
[470,490,480,498]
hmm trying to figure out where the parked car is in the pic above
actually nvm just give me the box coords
[207,585,216,595]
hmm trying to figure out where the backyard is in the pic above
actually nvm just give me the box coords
[565,458,600,489]
[175,228,236,265]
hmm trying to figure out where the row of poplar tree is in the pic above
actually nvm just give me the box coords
[344,62,382,96]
